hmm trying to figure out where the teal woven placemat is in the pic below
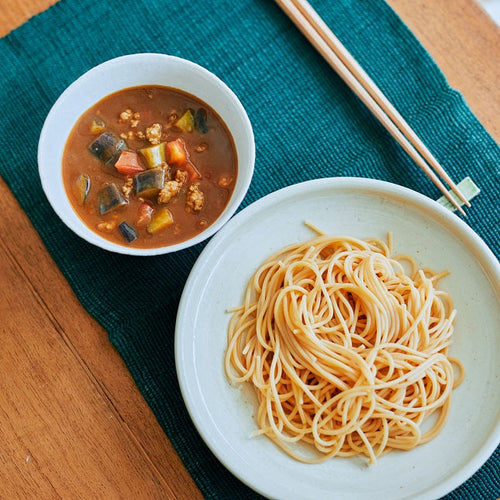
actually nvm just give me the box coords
[0,0,498,498]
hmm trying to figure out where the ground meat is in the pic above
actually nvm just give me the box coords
[146,123,162,144]
[158,181,181,204]
[119,108,133,122]
[157,170,190,204]
[166,111,178,124]
[122,177,133,198]
[195,142,208,153]
[120,131,135,140]
[175,169,188,186]
[97,221,116,232]
[186,183,204,212]
[218,175,233,187]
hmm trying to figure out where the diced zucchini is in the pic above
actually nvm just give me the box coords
[174,109,194,132]
[133,168,165,198]
[147,206,174,234]
[139,142,167,169]
[194,108,208,133]
[74,173,90,205]
[90,117,106,135]
[97,183,127,214]
[89,132,127,165]
[118,221,138,243]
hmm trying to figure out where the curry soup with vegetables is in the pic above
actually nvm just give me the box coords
[62,85,238,248]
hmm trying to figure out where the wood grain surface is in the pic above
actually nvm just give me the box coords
[0,0,498,498]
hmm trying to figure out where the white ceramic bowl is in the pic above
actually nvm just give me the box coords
[38,53,255,255]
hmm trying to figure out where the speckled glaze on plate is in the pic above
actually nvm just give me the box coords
[176,177,500,500]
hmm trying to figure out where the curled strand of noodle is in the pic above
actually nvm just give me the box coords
[224,235,462,464]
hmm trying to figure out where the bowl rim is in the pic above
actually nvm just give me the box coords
[38,52,255,256]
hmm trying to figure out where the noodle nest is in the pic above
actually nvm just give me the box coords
[225,234,463,464]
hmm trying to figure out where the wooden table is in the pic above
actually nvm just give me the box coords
[0,1,498,497]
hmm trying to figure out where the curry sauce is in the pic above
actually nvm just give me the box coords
[62,85,237,248]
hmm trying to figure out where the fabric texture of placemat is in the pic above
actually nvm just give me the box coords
[0,0,498,498]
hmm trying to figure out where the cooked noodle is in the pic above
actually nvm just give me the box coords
[224,232,463,465]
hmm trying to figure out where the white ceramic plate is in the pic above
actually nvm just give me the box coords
[175,177,500,499]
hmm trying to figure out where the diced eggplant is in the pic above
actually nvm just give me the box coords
[194,108,208,133]
[133,168,165,198]
[147,207,174,234]
[89,132,127,165]
[74,173,90,205]
[97,183,127,214]
[139,142,167,169]
[118,221,138,243]
[175,109,194,132]
[90,117,106,135]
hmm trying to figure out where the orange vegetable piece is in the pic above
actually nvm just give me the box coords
[166,138,188,167]
[136,202,154,227]
[166,138,201,181]
[184,160,201,181]
[115,151,146,175]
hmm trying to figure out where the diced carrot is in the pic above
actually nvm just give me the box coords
[166,138,201,180]
[115,151,146,175]
[166,138,188,167]
[184,160,201,181]
[136,201,154,228]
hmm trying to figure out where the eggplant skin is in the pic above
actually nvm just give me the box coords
[97,183,127,214]
[194,108,208,133]
[134,168,165,198]
[89,132,127,165]
[118,221,138,243]
[75,174,91,205]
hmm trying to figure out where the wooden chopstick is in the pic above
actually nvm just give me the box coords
[275,0,469,215]
[290,0,471,209]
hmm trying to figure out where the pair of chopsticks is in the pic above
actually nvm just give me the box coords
[275,0,470,216]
